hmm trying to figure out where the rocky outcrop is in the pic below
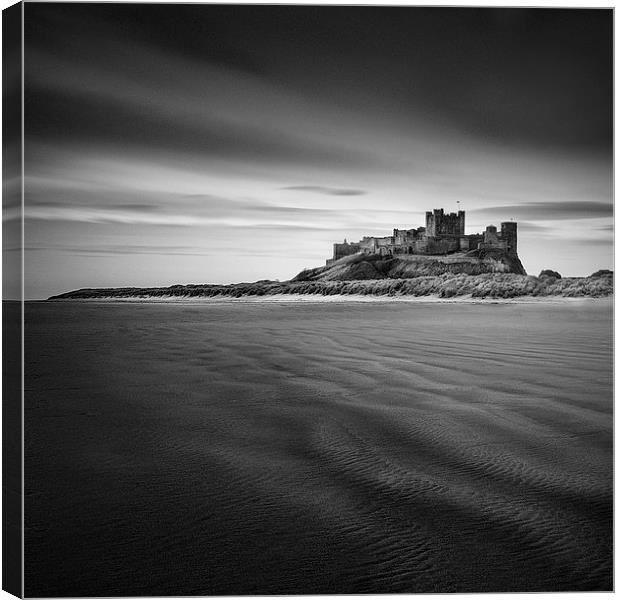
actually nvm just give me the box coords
[539,269,562,279]
[292,249,526,283]
[590,269,613,278]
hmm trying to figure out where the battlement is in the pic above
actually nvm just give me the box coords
[330,208,517,263]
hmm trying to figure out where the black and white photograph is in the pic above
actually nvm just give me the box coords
[2,2,614,597]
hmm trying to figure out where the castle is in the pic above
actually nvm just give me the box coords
[328,208,517,265]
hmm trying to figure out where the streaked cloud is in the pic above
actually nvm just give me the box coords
[470,201,612,222]
[571,237,613,247]
[282,185,366,196]
[511,221,555,233]
[24,244,212,256]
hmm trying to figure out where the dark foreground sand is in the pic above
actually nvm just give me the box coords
[24,299,612,595]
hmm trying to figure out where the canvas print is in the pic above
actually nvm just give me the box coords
[2,3,613,597]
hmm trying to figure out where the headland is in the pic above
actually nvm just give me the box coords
[48,208,612,301]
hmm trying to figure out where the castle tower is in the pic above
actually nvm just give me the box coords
[501,222,518,254]
[425,208,465,237]
[425,210,439,236]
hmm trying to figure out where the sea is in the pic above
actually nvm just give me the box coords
[23,299,613,595]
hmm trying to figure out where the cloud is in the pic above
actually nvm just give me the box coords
[511,221,555,233]
[282,185,366,196]
[25,5,612,155]
[26,198,164,214]
[571,237,613,247]
[246,223,343,232]
[25,244,212,256]
[26,88,374,173]
[470,201,612,221]
[24,206,207,226]
[22,194,352,229]
[23,164,366,229]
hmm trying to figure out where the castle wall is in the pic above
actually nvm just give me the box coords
[357,236,393,254]
[478,240,508,251]
[393,227,425,246]
[460,234,483,251]
[414,238,429,253]
[333,242,361,261]
[425,237,459,254]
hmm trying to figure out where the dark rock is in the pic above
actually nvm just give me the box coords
[539,269,562,279]
[590,269,613,278]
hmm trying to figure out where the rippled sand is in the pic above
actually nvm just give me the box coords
[25,299,612,595]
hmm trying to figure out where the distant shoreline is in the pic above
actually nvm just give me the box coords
[48,272,613,302]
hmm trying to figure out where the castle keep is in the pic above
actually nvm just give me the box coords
[328,208,517,264]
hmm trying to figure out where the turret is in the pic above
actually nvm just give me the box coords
[501,222,518,254]
[425,211,435,236]
[458,210,465,235]
[484,225,499,245]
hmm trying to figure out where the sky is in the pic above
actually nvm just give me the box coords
[9,4,614,298]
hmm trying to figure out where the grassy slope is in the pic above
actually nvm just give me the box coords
[293,250,526,282]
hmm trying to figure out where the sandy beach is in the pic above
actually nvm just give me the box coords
[47,293,614,305]
[24,299,612,595]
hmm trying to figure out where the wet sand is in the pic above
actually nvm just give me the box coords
[24,299,613,595]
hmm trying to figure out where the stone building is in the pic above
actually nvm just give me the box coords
[328,208,517,264]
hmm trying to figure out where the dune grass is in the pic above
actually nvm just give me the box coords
[49,272,613,300]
